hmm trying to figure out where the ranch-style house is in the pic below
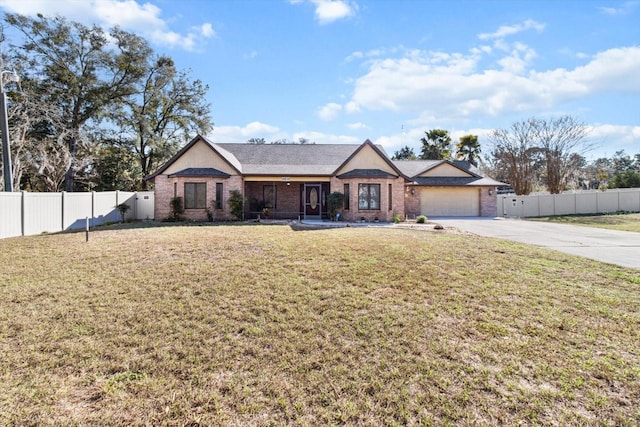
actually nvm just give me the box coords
[146,135,504,222]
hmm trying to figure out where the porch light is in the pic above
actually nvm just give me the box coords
[488,189,494,196]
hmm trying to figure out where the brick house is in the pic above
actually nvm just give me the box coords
[146,135,503,221]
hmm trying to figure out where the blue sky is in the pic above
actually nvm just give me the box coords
[0,0,638,160]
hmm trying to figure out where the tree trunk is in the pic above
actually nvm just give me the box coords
[64,135,77,191]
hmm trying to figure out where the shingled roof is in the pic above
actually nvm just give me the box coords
[212,142,384,176]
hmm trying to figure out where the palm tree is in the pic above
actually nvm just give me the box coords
[420,129,452,160]
[455,134,481,166]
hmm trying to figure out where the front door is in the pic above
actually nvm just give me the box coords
[304,184,322,219]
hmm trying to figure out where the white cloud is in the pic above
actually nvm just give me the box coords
[317,102,343,121]
[344,101,360,113]
[212,121,282,142]
[348,45,640,120]
[243,50,258,60]
[291,0,357,24]
[0,0,215,51]
[478,19,545,40]
[312,0,357,24]
[587,124,640,155]
[347,122,367,130]
[199,23,216,38]
[599,1,638,16]
[293,131,361,144]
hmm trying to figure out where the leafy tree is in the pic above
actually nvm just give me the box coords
[455,134,481,166]
[532,116,591,194]
[420,129,452,160]
[610,170,640,188]
[92,137,141,191]
[611,150,634,173]
[392,145,417,160]
[247,138,266,144]
[6,13,152,191]
[111,55,212,189]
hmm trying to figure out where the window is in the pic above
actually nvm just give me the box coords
[215,183,223,209]
[388,184,393,211]
[263,185,277,208]
[184,182,206,209]
[358,183,380,210]
[343,183,350,210]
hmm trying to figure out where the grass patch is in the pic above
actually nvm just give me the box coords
[1,225,639,425]
[530,213,640,233]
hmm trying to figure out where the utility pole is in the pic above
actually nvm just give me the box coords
[0,69,18,191]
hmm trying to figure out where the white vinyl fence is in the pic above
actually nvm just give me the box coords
[0,191,154,239]
[500,188,640,218]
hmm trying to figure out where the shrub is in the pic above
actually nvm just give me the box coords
[228,190,245,220]
[393,213,403,224]
[327,192,345,221]
[416,215,428,224]
[115,203,131,223]
[169,197,184,221]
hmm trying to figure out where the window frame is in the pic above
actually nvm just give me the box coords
[184,182,207,209]
[215,182,223,209]
[343,183,350,210]
[358,183,381,211]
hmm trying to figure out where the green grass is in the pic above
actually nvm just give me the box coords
[530,213,640,232]
[1,225,639,426]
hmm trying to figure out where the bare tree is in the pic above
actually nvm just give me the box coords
[489,120,543,195]
[532,116,591,194]
[2,74,72,191]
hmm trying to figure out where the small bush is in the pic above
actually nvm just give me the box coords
[169,197,184,221]
[416,215,428,224]
[327,192,345,221]
[228,190,245,220]
[393,213,403,224]
[115,203,131,223]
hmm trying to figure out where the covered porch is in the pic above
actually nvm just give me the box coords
[243,177,331,220]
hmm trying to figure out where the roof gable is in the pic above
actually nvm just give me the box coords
[334,140,405,178]
[146,135,241,180]
[419,162,477,178]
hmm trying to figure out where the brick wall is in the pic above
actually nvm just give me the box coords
[153,175,243,221]
[480,187,498,217]
[404,186,420,219]
[330,177,405,222]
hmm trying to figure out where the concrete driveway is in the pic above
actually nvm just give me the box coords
[431,217,640,270]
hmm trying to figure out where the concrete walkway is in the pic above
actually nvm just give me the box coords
[431,217,640,270]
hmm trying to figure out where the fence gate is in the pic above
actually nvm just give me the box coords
[135,191,155,220]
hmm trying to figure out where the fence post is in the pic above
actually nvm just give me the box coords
[21,190,25,236]
[91,191,96,228]
[61,191,66,231]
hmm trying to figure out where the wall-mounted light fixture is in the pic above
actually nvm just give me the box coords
[410,188,416,195]
[488,188,494,196]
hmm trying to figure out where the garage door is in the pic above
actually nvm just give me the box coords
[419,187,479,217]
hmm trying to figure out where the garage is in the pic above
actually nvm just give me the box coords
[419,187,480,217]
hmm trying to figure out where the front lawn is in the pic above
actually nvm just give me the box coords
[530,212,640,232]
[1,225,639,426]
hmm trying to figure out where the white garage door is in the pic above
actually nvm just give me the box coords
[419,187,480,217]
